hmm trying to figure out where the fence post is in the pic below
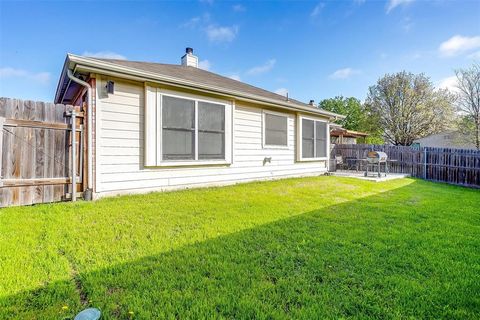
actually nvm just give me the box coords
[0,117,4,187]
[424,147,427,180]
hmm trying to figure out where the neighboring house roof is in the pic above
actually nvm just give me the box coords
[413,130,475,149]
[330,127,368,138]
[55,54,344,119]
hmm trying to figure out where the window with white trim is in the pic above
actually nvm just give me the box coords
[315,121,327,157]
[263,112,288,147]
[144,87,230,166]
[162,96,225,161]
[162,96,195,160]
[300,118,328,159]
[198,101,225,159]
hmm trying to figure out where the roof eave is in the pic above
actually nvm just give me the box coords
[63,54,345,119]
[54,55,70,103]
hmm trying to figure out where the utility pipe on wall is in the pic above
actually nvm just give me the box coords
[67,69,93,199]
[71,110,76,202]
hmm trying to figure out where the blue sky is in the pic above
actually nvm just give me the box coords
[1,0,479,103]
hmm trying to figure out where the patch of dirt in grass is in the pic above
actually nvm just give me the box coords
[106,286,124,296]
[58,248,89,306]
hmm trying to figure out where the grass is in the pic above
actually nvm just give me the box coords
[0,176,479,319]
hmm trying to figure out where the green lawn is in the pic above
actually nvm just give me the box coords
[0,177,479,319]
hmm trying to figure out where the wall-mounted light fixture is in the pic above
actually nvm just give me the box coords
[106,81,114,94]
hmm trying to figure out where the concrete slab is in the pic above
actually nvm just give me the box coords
[330,170,410,182]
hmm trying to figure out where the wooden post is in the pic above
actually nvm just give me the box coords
[423,147,427,180]
[71,110,76,202]
[0,117,4,187]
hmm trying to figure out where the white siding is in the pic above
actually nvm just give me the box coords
[95,78,327,197]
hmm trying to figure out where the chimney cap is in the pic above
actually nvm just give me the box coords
[309,99,315,106]
[186,47,194,54]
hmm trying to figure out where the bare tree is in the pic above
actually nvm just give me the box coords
[366,71,455,145]
[455,63,480,149]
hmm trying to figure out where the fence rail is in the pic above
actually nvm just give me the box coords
[0,97,84,207]
[331,144,480,188]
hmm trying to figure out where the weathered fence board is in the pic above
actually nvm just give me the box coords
[0,117,4,186]
[332,144,480,188]
[0,97,84,207]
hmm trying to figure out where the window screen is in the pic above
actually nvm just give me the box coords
[265,113,288,146]
[302,119,314,158]
[315,121,327,158]
[301,118,327,159]
[198,102,225,160]
[162,96,195,160]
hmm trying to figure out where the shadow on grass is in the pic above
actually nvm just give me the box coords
[1,180,479,319]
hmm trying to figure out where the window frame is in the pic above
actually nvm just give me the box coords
[262,110,290,149]
[197,101,226,160]
[297,115,329,162]
[147,88,232,167]
[161,95,196,161]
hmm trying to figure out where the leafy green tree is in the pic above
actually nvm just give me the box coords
[366,71,455,145]
[319,96,384,144]
[360,102,385,145]
[455,63,480,149]
[456,115,477,148]
[319,96,364,131]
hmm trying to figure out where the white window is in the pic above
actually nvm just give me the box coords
[145,87,231,166]
[162,96,195,160]
[198,101,225,160]
[298,116,328,160]
[263,111,288,148]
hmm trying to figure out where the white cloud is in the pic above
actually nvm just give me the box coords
[311,2,325,17]
[246,59,276,76]
[205,25,238,43]
[437,76,459,92]
[83,51,126,60]
[228,74,241,81]
[182,16,201,28]
[233,4,245,12]
[386,0,414,14]
[329,68,360,79]
[439,35,480,57]
[468,51,480,60]
[0,67,51,85]
[182,13,211,29]
[184,15,237,44]
[198,60,211,71]
[274,88,288,96]
[401,17,414,32]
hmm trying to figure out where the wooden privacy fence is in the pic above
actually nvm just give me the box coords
[0,97,84,207]
[332,144,480,188]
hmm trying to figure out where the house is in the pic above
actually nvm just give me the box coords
[413,130,475,149]
[329,125,368,145]
[55,48,344,199]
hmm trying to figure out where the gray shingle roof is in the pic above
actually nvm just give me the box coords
[95,58,315,110]
[57,54,342,118]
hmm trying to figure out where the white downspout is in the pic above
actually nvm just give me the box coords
[67,69,93,199]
